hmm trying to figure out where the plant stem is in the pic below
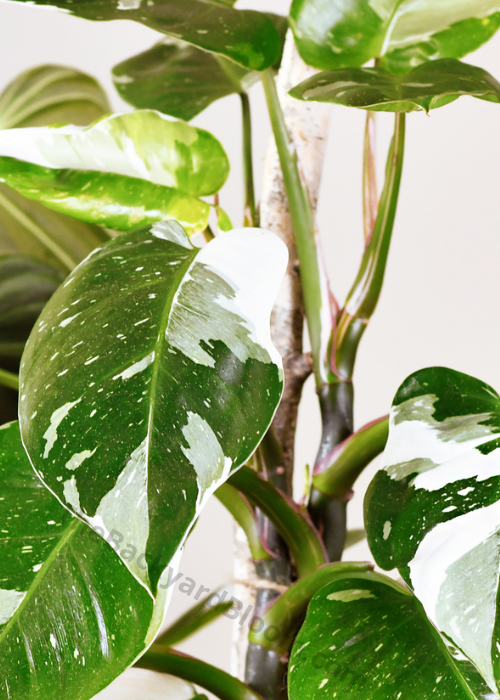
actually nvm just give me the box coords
[313,415,389,499]
[0,189,77,272]
[156,589,233,648]
[216,483,273,562]
[363,111,378,244]
[262,69,334,389]
[229,466,327,578]
[240,92,257,227]
[0,368,19,390]
[336,112,406,379]
[137,647,265,700]
[249,562,373,654]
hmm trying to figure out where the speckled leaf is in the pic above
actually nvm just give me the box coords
[6,0,280,71]
[112,15,287,121]
[289,573,499,700]
[19,221,287,597]
[289,0,500,73]
[0,110,228,235]
[365,367,500,693]
[289,59,500,113]
[0,65,110,130]
[0,420,169,700]
[0,255,63,361]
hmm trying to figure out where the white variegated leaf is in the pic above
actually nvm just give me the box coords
[365,367,500,692]
[19,221,287,597]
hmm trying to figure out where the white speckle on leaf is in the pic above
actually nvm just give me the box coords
[43,399,81,458]
[0,589,26,624]
[65,448,97,471]
[112,352,154,381]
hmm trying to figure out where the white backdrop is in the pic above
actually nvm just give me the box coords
[1,0,500,693]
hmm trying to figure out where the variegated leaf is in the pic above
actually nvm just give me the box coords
[0,110,229,235]
[289,0,500,74]
[365,367,500,693]
[0,420,169,700]
[19,222,287,597]
[5,0,281,72]
[288,572,499,700]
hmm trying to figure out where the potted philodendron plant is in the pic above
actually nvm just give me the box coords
[1,1,500,699]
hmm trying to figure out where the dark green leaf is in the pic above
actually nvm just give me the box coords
[289,573,498,699]
[289,0,500,72]
[0,65,110,130]
[0,421,166,700]
[8,1,281,71]
[290,59,500,113]
[365,366,500,692]
[19,221,287,596]
[0,110,229,235]
[0,255,63,359]
[112,15,287,121]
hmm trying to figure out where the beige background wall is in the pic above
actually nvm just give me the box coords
[1,0,500,693]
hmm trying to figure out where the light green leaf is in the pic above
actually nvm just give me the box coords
[289,59,500,113]
[0,65,110,130]
[19,221,287,596]
[365,367,500,693]
[112,15,288,121]
[0,110,229,235]
[0,420,168,700]
[289,572,499,699]
[7,1,281,71]
[289,0,500,72]
[0,255,63,360]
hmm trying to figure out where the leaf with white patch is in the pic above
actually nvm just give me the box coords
[19,221,287,597]
[289,0,500,73]
[5,0,281,71]
[288,572,499,700]
[0,420,169,700]
[0,110,229,235]
[365,367,500,693]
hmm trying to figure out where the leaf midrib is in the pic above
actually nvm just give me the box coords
[0,515,82,648]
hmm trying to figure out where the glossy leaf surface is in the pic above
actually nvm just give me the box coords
[365,367,500,692]
[113,15,287,121]
[290,59,500,113]
[7,0,280,71]
[289,0,500,73]
[0,65,110,130]
[289,573,498,699]
[19,222,287,596]
[0,421,166,700]
[0,110,228,235]
[0,255,63,360]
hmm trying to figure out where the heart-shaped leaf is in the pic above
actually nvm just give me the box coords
[0,420,168,700]
[112,15,288,121]
[289,572,499,699]
[19,221,287,596]
[0,255,63,360]
[289,0,500,72]
[7,0,280,71]
[365,367,500,693]
[0,65,110,130]
[0,110,229,235]
[289,59,500,113]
